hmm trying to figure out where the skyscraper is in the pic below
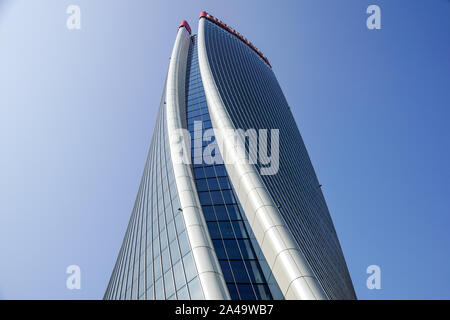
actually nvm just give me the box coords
[104,12,356,300]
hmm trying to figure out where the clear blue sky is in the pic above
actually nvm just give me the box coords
[0,0,449,300]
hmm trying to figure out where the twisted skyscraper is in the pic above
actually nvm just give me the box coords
[104,12,356,300]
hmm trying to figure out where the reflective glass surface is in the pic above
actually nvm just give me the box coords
[203,19,356,300]
[104,82,203,300]
[185,36,272,300]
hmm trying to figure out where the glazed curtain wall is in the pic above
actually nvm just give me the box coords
[203,19,356,300]
[104,84,203,300]
[185,36,277,300]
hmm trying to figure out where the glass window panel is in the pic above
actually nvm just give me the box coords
[218,221,234,239]
[172,198,180,213]
[162,248,171,273]
[159,220,165,232]
[202,206,216,221]
[188,277,203,300]
[203,120,212,129]
[174,214,185,233]
[238,240,256,259]
[198,192,212,205]
[164,270,175,297]
[166,208,174,224]
[218,177,231,189]
[167,221,176,242]
[195,179,208,192]
[160,230,168,250]
[214,165,227,177]
[210,191,224,205]
[146,262,153,286]
[179,231,190,256]
[222,190,234,204]
[170,240,181,264]
[245,260,265,283]
[212,239,227,259]
[230,260,251,283]
[206,221,221,239]
[223,239,242,259]
[155,278,164,300]
[237,284,255,300]
[219,260,234,282]
[183,252,197,282]
[226,205,241,220]
[177,285,189,300]
[204,166,216,178]
[214,205,229,220]
[227,284,239,300]
[206,177,219,190]
[125,288,131,300]
[152,222,159,238]
[138,273,145,298]
[173,260,186,291]
[193,167,205,179]
[154,256,162,280]
[153,244,160,258]
[254,284,272,300]
[147,285,154,300]
[232,221,247,239]
[146,243,152,260]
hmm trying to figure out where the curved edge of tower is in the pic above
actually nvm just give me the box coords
[165,21,230,300]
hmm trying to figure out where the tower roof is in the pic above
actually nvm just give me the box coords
[179,20,191,34]
[199,11,271,67]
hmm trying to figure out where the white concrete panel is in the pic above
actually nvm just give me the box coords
[198,272,231,300]
[192,246,219,273]
[285,277,318,300]
[186,225,210,249]
[182,207,204,228]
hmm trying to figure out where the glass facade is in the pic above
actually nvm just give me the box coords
[185,36,275,300]
[104,84,203,300]
[203,19,356,300]
[106,14,355,301]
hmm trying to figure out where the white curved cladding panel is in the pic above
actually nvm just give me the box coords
[166,27,230,300]
[197,18,328,300]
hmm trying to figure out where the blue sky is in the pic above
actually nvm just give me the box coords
[0,0,449,299]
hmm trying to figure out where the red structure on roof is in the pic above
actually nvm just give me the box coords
[179,20,192,34]
[199,11,271,68]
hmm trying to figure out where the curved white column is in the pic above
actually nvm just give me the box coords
[197,18,328,300]
[166,26,230,300]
